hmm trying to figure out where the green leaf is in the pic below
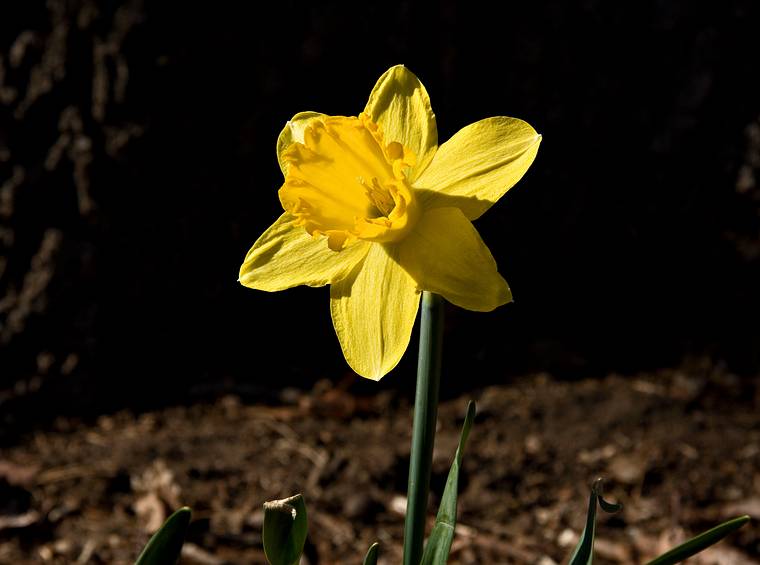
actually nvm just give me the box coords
[567,478,623,565]
[645,515,750,565]
[263,494,308,565]
[419,401,477,565]
[134,507,192,565]
[363,542,380,565]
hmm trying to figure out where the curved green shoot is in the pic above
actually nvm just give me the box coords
[419,401,477,565]
[645,515,750,565]
[363,542,380,565]
[134,506,192,565]
[567,479,623,565]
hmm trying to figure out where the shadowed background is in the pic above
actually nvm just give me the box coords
[2,0,759,433]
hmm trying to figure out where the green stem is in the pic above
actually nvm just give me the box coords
[403,292,444,565]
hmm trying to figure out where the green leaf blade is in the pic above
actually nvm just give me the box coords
[363,542,380,565]
[134,506,192,565]
[645,515,750,565]
[567,479,622,565]
[419,401,477,565]
[263,494,308,565]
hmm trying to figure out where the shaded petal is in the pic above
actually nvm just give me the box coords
[330,243,420,380]
[415,117,540,220]
[276,111,325,177]
[364,65,437,182]
[240,213,369,291]
[399,207,511,311]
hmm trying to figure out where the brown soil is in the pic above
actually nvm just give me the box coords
[0,360,758,564]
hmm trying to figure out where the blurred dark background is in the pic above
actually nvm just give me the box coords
[2,0,759,433]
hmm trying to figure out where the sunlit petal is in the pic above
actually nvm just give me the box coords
[276,111,325,177]
[330,243,421,380]
[240,213,369,291]
[399,207,511,311]
[415,117,540,220]
[364,65,437,182]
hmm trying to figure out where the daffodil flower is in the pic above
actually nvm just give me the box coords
[240,65,540,380]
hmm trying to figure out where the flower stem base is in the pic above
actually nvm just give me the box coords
[402,291,444,565]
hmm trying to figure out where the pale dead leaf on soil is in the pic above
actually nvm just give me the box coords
[592,537,631,562]
[692,545,759,565]
[133,491,165,533]
[608,452,649,484]
[0,510,40,531]
[557,528,577,548]
[181,542,224,565]
[131,459,182,532]
[0,459,39,485]
[721,497,760,520]
[577,444,617,465]
[75,539,96,564]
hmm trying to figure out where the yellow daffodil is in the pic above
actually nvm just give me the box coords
[240,65,540,380]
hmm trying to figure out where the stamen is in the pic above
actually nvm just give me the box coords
[359,177,396,218]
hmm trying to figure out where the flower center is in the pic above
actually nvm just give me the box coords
[278,113,420,251]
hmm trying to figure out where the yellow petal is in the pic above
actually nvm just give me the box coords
[276,111,324,177]
[399,207,511,311]
[240,213,369,291]
[364,65,437,183]
[415,117,541,220]
[330,243,421,380]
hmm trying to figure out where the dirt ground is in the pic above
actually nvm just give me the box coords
[0,359,758,564]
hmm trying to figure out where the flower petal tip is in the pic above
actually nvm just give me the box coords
[363,371,384,382]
